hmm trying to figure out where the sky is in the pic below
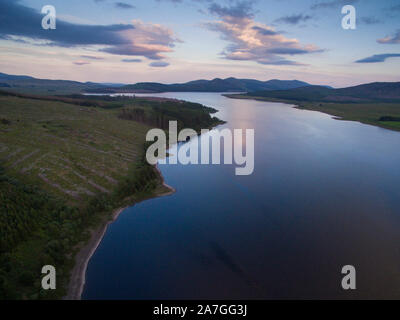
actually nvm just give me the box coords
[0,0,399,87]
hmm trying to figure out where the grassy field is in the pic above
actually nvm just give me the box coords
[0,95,150,203]
[0,93,222,299]
[225,94,400,132]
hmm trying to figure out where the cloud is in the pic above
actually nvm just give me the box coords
[311,0,359,10]
[377,30,400,44]
[149,61,170,67]
[122,58,142,62]
[156,0,184,3]
[208,1,255,19]
[114,2,135,9]
[81,55,104,60]
[360,16,382,25]
[0,0,178,61]
[73,60,91,65]
[266,47,314,55]
[355,54,400,63]
[386,4,400,11]
[251,26,278,36]
[204,1,321,66]
[274,14,313,25]
[100,20,181,59]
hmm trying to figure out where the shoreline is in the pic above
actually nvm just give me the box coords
[64,114,222,300]
[225,94,400,133]
[64,164,175,300]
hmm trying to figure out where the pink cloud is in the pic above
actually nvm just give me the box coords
[101,20,182,60]
[377,30,400,44]
[205,2,322,66]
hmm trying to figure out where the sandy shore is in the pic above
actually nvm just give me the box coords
[63,206,126,300]
[154,163,176,196]
[64,165,175,300]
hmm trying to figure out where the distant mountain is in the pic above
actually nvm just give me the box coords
[0,72,106,95]
[0,72,316,95]
[87,77,312,93]
[100,82,127,87]
[244,82,400,103]
[0,72,35,81]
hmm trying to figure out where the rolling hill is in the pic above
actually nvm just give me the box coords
[86,77,312,93]
[242,82,400,103]
[0,72,314,95]
[0,72,107,95]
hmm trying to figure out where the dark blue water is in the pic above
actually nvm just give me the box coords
[83,93,400,299]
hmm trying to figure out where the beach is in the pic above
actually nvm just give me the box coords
[64,165,175,300]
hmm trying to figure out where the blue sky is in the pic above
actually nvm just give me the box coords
[0,0,399,87]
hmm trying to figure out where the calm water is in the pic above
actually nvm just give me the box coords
[83,93,400,299]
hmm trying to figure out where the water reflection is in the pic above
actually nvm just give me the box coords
[83,92,400,299]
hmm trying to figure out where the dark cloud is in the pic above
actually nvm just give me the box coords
[311,0,359,10]
[0,0,133,46]
[387,4,400,11]
[251,26,278,36]
[149,61,170,67]
[274,14,313,25]
[360,16,382,25]
[355,53,400,63]
[267,47,315,55]
[377,30,400,44]
[80,55,104,60]
[114,2,136,9]
[122,58,142,62]
[0,0,178,60]
[208,1,255,19]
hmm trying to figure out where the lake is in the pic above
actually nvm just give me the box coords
[82,92,400,299]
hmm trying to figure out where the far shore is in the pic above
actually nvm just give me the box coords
[225,94,400,133]
[64,164,175,300]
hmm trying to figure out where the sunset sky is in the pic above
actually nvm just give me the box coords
[0,0,399,87]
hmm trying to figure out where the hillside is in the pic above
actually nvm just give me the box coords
[0,72,106,95]
[86,77,312,93]
[0,72,314,95]
[241,82,400,103]
[0,91,223,299]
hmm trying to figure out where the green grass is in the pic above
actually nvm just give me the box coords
[0,95,150,204]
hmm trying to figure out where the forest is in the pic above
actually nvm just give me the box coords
[0,92,223,299]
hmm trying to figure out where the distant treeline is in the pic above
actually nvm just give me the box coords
[0,89,222,114]
[243,82,400,104]
[0,89,124,109]
[118,102,224,132]
[379,116,400,122]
